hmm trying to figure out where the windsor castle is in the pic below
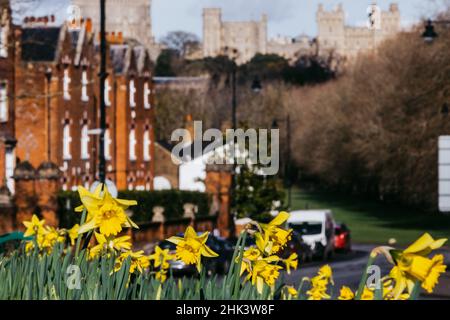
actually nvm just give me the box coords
[202,3,401,64]
[70,1,401,65]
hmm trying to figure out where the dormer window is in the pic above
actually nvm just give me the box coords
[129,126,137,161]
[63,68,71,100]
[63,119,72,160]
[105,126,112,160]
[129,79,136,107]
[143,126,151,161]
[104,77,111,106]
[144,82,151,109]
[0,81,8,122]
[81,123,90,159]
[81,70,89,102]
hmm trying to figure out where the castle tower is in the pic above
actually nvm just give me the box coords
[316,3,346,54]
[259,14,268,54]
[203,8,223,58]
[72,0,157,57]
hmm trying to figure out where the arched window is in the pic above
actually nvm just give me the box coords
[0,81,8,122]
[129,127,137,161]
[104,77,111,106]
[105,127,112,160]
[81,124,90,159]
[143,127,151,161]
[63,68,71,100]
[81,70,89,102]
[63,121,72,160]
[144,82,151,109]
[129,79,136,107]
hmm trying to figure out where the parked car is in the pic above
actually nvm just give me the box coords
[287,210,336,261]
[156,233,234,276]
[280,231,314,263]
[334,222,352,253]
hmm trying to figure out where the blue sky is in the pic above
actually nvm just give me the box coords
[14,0,447,40]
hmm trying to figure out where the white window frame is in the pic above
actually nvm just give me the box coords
[144,82,151,109]
[81,70,89,102]
[63,68,71,100]
[63,122,72,160]
[0,25,8,58]
[105,128,112,160]
[129,128,137,161]
[129,79,136,108]
[143,128,151,161]
[104,77,111,107]
[5,147,15,193]
[81,124,90,159]
[0,81,7,122]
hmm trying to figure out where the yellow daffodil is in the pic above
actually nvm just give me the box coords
[338,286,354,300]
[114,250,150,274]
[283,286,298,299]
[249,257,283,294]
[388,233,447,298]
[77,185,138,237]
[318,265,334,284]
[258,212,292,254]
[23,214,45,237]
[360,287,374,300]
[89,232,132,260]
[283,253,298,274]
[149,246,174,270]
[68,224,79,246]
[156,270,168,283]
[306,265,334,300]
[167,226,218,272]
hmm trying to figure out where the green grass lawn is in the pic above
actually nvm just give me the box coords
[289,188,450,246]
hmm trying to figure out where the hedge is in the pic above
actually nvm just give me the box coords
[57,190,211,228]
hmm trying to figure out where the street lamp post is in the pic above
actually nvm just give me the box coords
[45,67,52,162]
[272,115,292,209]
[422,19,450,43]
[98,0,107,184]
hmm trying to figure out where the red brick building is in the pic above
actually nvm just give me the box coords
[0,1,16,194]
[13,18,155,192]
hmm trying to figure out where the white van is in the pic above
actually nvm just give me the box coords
[287,210,336,260]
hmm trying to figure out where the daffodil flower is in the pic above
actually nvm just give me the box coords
[68,224,80,246]
[89,232,132,260]
[338,286,355,300]
[388,233,447,299]
[283,253,298,274]
[23,214,45,237]
[114,250,150,274]
[167,226,218,272]
[149,246,174,270]
[77,185,138,237]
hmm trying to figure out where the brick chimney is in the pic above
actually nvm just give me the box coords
[13,161,36,231]
[36,162,61,228]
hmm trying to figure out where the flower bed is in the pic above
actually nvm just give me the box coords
[0,185,447,300]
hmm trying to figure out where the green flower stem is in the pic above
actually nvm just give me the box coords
[74,208,87,260]
[409,281,422,300]
[233,231,247,300]
[355,253,377,300]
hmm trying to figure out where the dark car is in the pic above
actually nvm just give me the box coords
[334,223,351,253]
[157,233,234,276]
[281,231,314,263]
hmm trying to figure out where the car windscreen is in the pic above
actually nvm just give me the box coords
[289,222,322,235]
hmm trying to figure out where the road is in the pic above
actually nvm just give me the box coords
[284,244,450,299]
